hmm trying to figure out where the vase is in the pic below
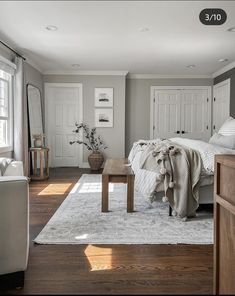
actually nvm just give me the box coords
[34,138,42,148]
[88,151,104,170]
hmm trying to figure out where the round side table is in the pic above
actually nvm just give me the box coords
[29,147,50,180]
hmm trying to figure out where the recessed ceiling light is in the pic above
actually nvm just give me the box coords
[138,27,149,32]
[71,64,80,68]
[227,27,235,32]
[218,58,228,62]
[46,25,58,31]
[187,64,196,68]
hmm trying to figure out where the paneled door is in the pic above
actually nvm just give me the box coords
[181,89,211,141]
[151,86,212,141]
[45,83,83,167]
[153,89,181,138]
[213,79,230,133]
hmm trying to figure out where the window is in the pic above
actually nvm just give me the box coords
[0,69,13,152]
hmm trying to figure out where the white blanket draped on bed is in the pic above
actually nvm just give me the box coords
[128,137,235,218]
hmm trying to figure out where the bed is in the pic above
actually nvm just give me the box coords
[128,136,235,219]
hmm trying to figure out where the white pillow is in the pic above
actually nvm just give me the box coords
[218,116,235,136]
[209,132,235,149]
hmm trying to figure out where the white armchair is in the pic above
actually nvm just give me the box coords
[0,159,29,289]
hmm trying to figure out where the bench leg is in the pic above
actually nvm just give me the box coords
[102,174,109,212]
[127,175,134,213]
[169,205,172,216]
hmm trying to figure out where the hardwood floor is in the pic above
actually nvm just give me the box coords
[2,168,213,295]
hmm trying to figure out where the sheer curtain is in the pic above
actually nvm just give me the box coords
[14,57,28,176]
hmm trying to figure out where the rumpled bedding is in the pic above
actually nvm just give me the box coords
[128,137,235,218]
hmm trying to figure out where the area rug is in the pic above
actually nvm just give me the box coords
[34,174,213,245]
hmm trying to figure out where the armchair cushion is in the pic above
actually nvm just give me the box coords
[4,161,24,176]
[0,161,29,277]
[0,157,24,176]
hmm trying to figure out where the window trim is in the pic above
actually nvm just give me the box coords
[0,72,13,154]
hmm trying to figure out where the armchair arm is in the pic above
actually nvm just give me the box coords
[0,177,29,275]
[4,161,24,176]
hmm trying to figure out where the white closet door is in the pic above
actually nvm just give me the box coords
[213,79,230,133]
[45,84,83,167]
[181,89,211,141]
[153,89,181,138]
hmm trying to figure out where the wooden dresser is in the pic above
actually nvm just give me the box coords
[214,155,235,295]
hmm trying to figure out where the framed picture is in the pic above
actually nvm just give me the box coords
[94,87,113,107]
[95,108,113,127]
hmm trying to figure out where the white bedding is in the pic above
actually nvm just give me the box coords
[129,137,235,198]
[170,137,235,174]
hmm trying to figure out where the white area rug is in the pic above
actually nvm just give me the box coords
[34,174,213,245]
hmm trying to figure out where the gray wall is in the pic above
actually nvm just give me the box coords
[24,62,44,152]
[214,67,235,118]
[25,62,44,100]
[125,78,213,155]
[24,62,44,132]
[43,75,126,162]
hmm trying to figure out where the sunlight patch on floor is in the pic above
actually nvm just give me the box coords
[84,245,113,271]
[38,183,72,196]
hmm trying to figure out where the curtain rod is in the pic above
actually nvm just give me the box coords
[0,40,26,60]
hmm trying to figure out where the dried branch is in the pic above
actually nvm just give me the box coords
[70,122,108,152]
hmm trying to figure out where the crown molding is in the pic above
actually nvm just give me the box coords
[43,70,129,76]
[212,60,235,78]
[127,73,212,79]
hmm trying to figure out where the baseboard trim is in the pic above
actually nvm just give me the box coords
[80,162,90,169]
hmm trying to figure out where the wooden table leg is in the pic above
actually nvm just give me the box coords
[46,150,49,178]
[127,175,134,213]
[33,151,37,175]
[102,174,109,212]
[40,150,44,179]
[28,151,31,176]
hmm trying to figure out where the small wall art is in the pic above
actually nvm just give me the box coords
[95,108,113,127]
[94,87,113,107]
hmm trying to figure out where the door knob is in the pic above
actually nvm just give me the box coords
[174,131,180,134]
[181,131,185,134]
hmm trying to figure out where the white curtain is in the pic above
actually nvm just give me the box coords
[13,57,28,176]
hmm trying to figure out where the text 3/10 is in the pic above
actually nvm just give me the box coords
[199,8,227,25]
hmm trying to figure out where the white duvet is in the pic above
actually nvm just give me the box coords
[129,137,235,198]
[170,137,235,174]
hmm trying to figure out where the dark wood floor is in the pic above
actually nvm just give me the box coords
[3,168,213,295]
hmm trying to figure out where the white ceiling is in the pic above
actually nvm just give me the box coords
[0,1,235,76]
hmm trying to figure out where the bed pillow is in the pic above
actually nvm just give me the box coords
[209,132,235,149]
[218,116,235,136]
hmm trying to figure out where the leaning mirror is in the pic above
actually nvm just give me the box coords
[27,84,44,148]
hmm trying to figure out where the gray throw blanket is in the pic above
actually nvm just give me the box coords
[139,140,202,219]
[0,158,13,176]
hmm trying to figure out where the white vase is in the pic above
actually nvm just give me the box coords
[34,138,42,148]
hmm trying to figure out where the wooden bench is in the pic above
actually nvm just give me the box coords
[102,158,135,213]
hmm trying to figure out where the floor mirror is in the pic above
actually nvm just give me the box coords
[27,84,48,179]
[27,84,44,147]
